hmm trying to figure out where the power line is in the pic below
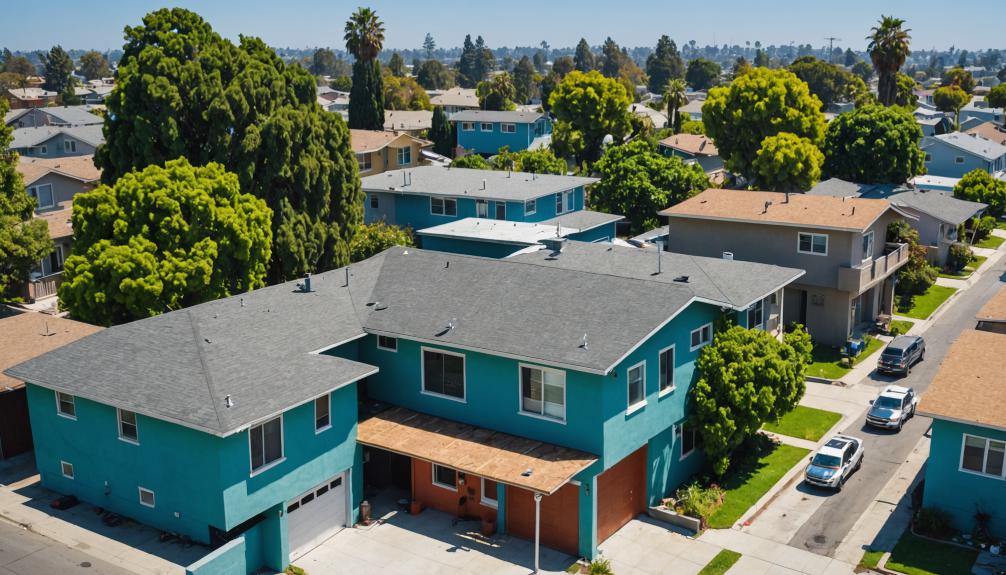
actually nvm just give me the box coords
[824,37,841,63]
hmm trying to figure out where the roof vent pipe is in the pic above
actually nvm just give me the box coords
[300,273,312,292]
[723,251,734,260]
[655,240,663,274]
[224,395,233,408]
[344,267,350,287]
[481,178,487,190]
[784,192,790,203]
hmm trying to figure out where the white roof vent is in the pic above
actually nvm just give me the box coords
[723,252,734,260]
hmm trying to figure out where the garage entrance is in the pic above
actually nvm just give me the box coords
[596,446,647,543]
[506,483,580,555]
[287,471,349,562]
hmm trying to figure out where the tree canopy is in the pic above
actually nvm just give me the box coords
[346,8,385,129]
[752,132,824,192]
[685,58,721,90]
[591,139,709,233]
[429,106,454,157]
[646,35,685,93]
[59,159,272,326]
[41,45,75,98]
[310,48,340,76]
[349,221,413,263]
[702,67,826,178]
[822,104,925,184]
[387,51,406,76]
[941,66,976,93]
[450,154,491,170]
[383,72,430,110]
[416,59,454,90]
[552,56,574,77]
[867,15,911,106]
[457,35,495,88]
[477,73,516,111]
[512,56,537,104]
[954,170,1006,217]
[78,50,111,80]
[493,146,567,174]
[788,56,870,108]
[933,85,971,129]
[549,70,633,165]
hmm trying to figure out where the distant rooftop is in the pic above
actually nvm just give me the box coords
[429,88,479,108]
[17,154,101,185]
[924,132,1006,161]
[417,217,576,246]
[451,110,545,124]
[9,124,104,149]
[658,133,718,157]
[361,166,598,202]
[540,210,623,233]
[0,313,102,391]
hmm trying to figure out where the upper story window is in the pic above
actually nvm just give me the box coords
[480,122,493,132]
[495,201,506,219]
[961,434,1005,479]
[60,460,74,479]
[690,323,713,351]
[422,348,465,401]
[556,190,574,215]
[249,415,284,474]
[797,232,828,256]
[520,364,566,422]
[377,335,398,351]
[461,122,475,131]
[430,196,457,216]
[40,145,48,155]
[357,153,372,172]
[28,184,54,209]
[118,408,139,444]
[862,231,875,261]
[524,198,536,216]
[476,199,488,218]
[658,346,675,394]
[315,395,331,432]
[56,391,76,419]
[954,156,965,164]
[397,146,411,166]
[627,362,646,412]
[748,300,764,330]
[501,123,516,134]
[64,140,76,153]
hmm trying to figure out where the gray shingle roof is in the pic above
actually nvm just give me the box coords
[540,210,623,232]
[884,190,987,225]
[9,124,104,149]
[361,166,598,202]
[451,110,545,124]
[925,133,1006,161]
[4,106,103,127]
[807,178,874,198]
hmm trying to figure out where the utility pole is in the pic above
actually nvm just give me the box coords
[824,37,841,63]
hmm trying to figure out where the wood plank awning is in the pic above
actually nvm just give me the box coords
[357,406,597,495]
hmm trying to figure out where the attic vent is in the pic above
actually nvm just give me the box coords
[673,275,689,283]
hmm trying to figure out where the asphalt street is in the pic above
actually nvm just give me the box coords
[788,263,1006,557]
[0,519,135,575]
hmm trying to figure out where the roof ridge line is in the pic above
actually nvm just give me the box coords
[185,308,226,432]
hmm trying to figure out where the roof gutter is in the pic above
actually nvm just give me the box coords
[915,411,1006,435]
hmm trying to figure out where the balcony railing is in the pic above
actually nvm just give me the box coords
[27,272,62,302]
[837,243,909,294]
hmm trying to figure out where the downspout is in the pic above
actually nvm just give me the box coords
[534,492,543,573]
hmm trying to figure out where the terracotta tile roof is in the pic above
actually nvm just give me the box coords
[964,122,1006,147]
[658,133,719,157]
[0,313,102,391]
[36,207,74,239]
[17,155,101,186]
[917,330,1006,432]
[976,285,1006,323]
[660,188,895,232]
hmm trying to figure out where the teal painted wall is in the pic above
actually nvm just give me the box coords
[923,419,1006,537]
[185,536,247,575]
[416,235,526,258]
[455,117,552,154]
[567,223,616,244]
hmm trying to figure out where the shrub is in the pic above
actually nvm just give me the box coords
[946,242,974,272]
[672,482,725,522]
[451,154,491,170]
[914,506,953,538]
[970,215,996,243]
[588,558,614,575]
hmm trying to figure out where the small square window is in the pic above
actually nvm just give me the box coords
[377,335,398,351]
[461,122,474,131]
[501,123,516,134]
[60,460,74,479]
[397,146,411,166]
[432,464,457,490]
[480,122,493,132]
[690,324,713,351]
[118,409,139,444]
[524,199,536,216]
[138,487,155,508]
[56,391,76,419]
[954,156,965,164]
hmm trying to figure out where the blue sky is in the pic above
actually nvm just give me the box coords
[2,0,1001,52]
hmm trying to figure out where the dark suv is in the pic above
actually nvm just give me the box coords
[877,335,925,376]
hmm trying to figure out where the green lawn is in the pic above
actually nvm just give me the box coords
[706,441,810,529]
[974,234,1005,250]
[938,254,987,279]
[859,549,884,571]
[806,336,884,380]
[997,221,1006,230]
[885,531,978,575]
[698,550,742,575]
[890,319,915,336]
[896,286,959,320]
[763,405,842,442]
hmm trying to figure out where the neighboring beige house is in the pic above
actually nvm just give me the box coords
[350,130,432,176]
[657,133,726,184]
[429,88,479,115]
[383,110,433,136]
[964,121,1006,147]
[660,189,912,346]
[5,87,57,109]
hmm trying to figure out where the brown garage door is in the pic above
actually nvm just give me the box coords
[596,446,647,543]
[506,483,579,555]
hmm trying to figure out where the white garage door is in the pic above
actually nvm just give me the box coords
[287,472,348,561]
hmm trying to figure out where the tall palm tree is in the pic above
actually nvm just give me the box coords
[344,7,385,62]
[664,79,688,133]
[867,16,911,106]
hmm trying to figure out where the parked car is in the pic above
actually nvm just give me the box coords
[804,435,864,491]
[877,335,926,376]
[866,385,918,431]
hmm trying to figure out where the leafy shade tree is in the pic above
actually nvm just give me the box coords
[346,8,386,130]
[894,72,918,107]
[988,85,1006,115]
[867,15,911,106]
[429,106,454,157]
[732,57,752,79]
[851,60,874,82]
[599,37,625,78]
[41,45,75,95]
[591,139,709,233]
[310,48,339,76]
[78,50,110,80]
[331,75,352,92]
[532,51,545,73]
[416,59,453,90]
[941,66,976,93]
[822,104,925,183]
[349,221,413,263]
[702,68,826,178]
[97,8,363,283]
[574,38,595,72]
[887,220,937,301]
[539,72,559,112]
[2,54,35,78]
[691,324,813,476]
[664,79,687,134]
[646,35,685,93]
[685,58,721,90]
[549,71,633,165]
[512,56,537,104]
[383,72,430,110]
[844,48,858,67]
[477,73,516,111]
[552,56,574,77]
[59,159,272,326]
[752,133,824,192]
[933,85,971,129]
[492,146,566,174]
[788,56,870,108]
[954,170,1006,217]
[0,99,53,298]
[450,154,491,170]
[387,51,406,76]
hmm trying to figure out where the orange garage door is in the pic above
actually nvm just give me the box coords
[506,483,580,555]
[596,446,647,543]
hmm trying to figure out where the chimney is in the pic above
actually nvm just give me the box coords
[344,267,350,287]
[722,251,734,260]
[851,206,856,216]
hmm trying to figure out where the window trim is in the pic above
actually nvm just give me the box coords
[524,198,536,216]
[501,123,516,134]
[431,463,457,491]
[60,460,74,479]
[958,433,1006,480]
[397,146,411,166]
[480,477,499,508]
[518,363,567,424]
[626,360,647,414]
[658,345,676,397]
[954,156,965,164]
[748,299,764,330]
[138,486,156,508]
[314,394,331,434]
[55,391,76,420]
[430,196,458,217]
[689,323,713,352]
[369,194,379,209]
[461,121,475,132]
[64,139,76,153]
[476,199,488,218]
[117,408,139,445]
[356,152,372,172]
[480,122,494,132]
[797,232,829,256]
[377,335,398,352]
[420,346,467,403]
[861,230,875,262]
[30,183,55,209]
[495,201,506,219]
[248,415,286,476]
[677,423,697,460]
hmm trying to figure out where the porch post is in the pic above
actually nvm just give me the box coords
[533,492,542,573]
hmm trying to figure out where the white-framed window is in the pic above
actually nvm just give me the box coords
[480,477,498,508]
[28,184,54,209]
[555,189,574,215]
[356,153,372,172]
[117,408,139,444]
[430,196,457,216]
[432,464,457,490]
[377,335,398,352]
[40,144,47,155]
[960,434,1006,479]
[369,194,379,209]
[422,347,465,401]
[55,391,76,419]
[524,198,536,216]
[476,199,488,218]
[519,364,566,422]
[501,123,516,134]
[676,423,698,459]
[748,300,764,330]
[461,121,475,131]
[627,361,646,412]
[397,146,411,166]
[60,460,74,479]
[495,201,506,219]
[249,415,284,474]
[954,156,965,164]
[64,139,76,153]
[480,122,493,132]
[658,345,675,394]
[862,231,874,260]
[690,323,713,351]
[315,395,331,433]
[797,232,828,256]
[138,486,156,508]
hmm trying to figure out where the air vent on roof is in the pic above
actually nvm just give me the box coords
[541,237,566,254]
[297,273,312,293]
[374,302,388,311]
[224,395,233,408]
[723,252,734,260]
[673,275,689,283]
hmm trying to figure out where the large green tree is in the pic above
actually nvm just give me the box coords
[933,85,971,129]
[349,221,413,263]
[574,38,595,72]
[591,139,709,233]
[310,48,339,76]
[59,159,272,326]
[788,56,870,108]
[41,45,75,96]
[492,146,566,174]
[941,66,976,93]
[429,106,454,157]
[346,8,386,129]
[702,67,826,178]
[0,99,53,299]
[416,59,453,90]
[387,51,406,76]
[664,79,688,134]
[646,35,684,93]
[78,50,111,80]
[512,56,537,103]
[685,58,721,90]
[477,73,516,111]
[752,132,824,192]
[954,170,1006,217]
[549,70,633,164]
[691,324,812,476]
[383,72,430,110]
[822,104,925,183]
[95,8,363,283]
[988,85,1006,114]
[867,16,911,106]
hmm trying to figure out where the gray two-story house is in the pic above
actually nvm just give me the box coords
[660,189,911,346]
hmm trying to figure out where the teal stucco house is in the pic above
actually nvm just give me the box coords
[7,243,803,573]
[452,110,552,155]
